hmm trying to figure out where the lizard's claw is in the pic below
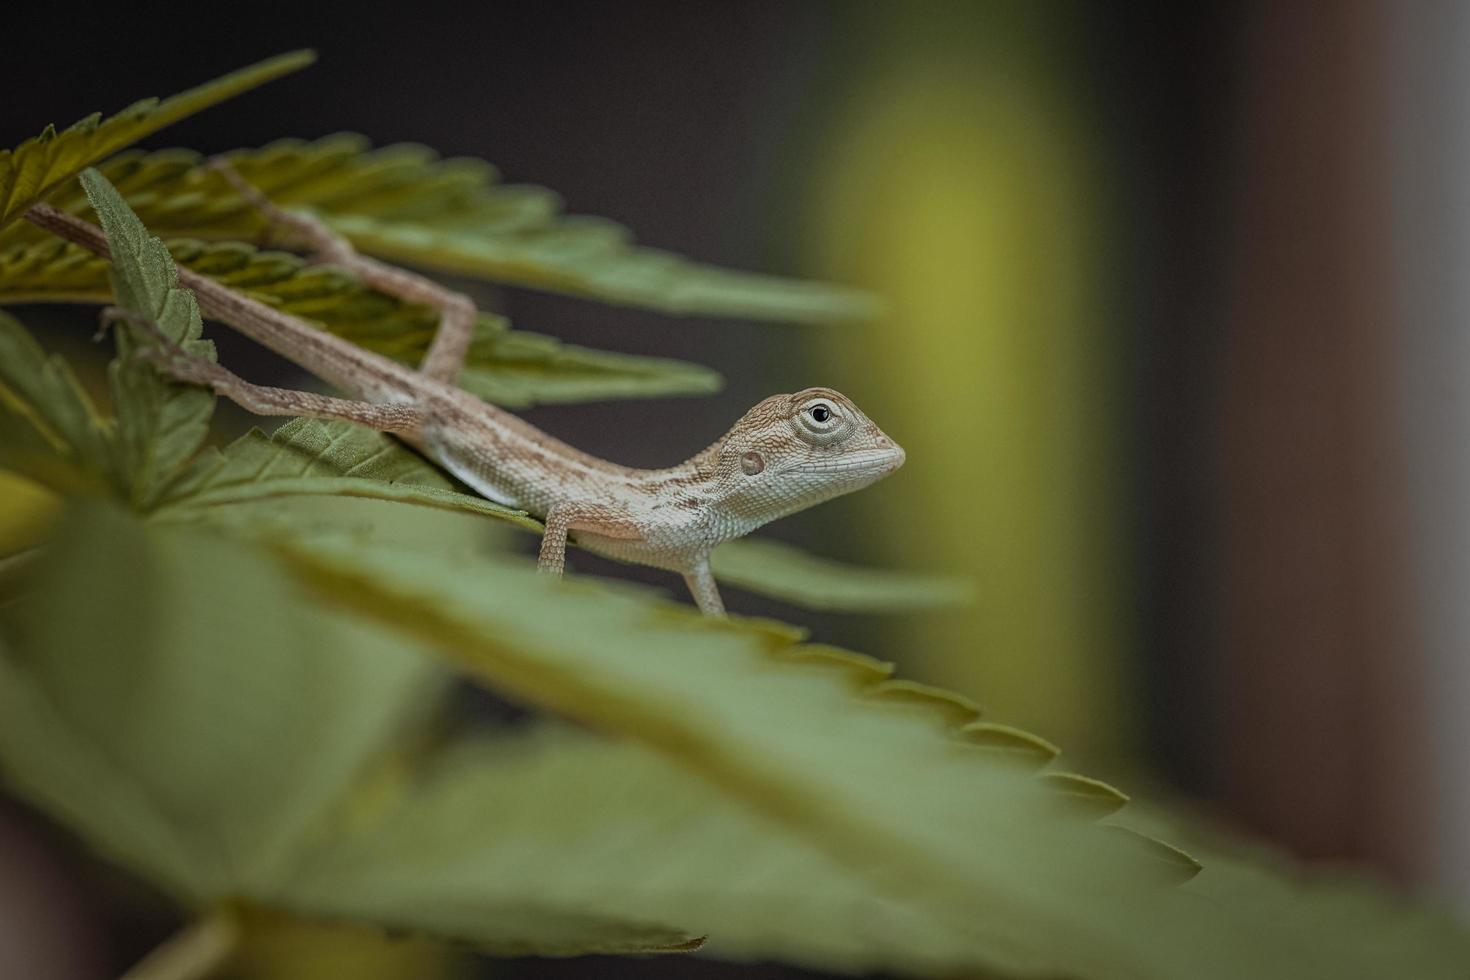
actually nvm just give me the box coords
[94,306,128,342]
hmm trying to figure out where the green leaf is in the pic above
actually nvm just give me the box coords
[0,52,314,230]
[710,536,974,612]
[1,136,876,322]
[0,236,723,407]
[269,522,1213,979]
[281,724,1045,971]
[267,526,1470,979]
[153,418,539,530]
[81,169,215,509]
[0,310,118,493]
[0,503,444,904]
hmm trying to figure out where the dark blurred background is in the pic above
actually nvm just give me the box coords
[6,1,1468,977]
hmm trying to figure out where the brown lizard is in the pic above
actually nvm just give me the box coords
[26,168,904,616]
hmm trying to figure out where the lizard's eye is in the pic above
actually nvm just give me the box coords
[794,398,847,444]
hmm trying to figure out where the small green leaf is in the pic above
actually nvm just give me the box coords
[710,536,974,612]
[81,169,214,509]
[2,136,876,323]
[0,310,118,493]
[0,52,314,230]
[154,418,539,530]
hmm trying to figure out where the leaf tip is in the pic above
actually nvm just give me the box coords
[1040,772,1130,819]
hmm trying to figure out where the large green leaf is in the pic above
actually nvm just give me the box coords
[81,169,215,509]
[0,236,724,407]
[1,136,876,322]
[267,526,1470,980]
[0,310,118,493]
[0,52,314,230]
[5,500,1468,978]
[269,522,1191,978]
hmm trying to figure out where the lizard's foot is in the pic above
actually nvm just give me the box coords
[133,341,427,432]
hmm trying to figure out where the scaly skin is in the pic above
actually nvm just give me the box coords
[27,196,903,615]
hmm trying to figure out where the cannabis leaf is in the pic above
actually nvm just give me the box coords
[0,52,314,230]
[265,514,1470,980]
[272,518,1210,979]
[0,236,724,407]
[0,137,875,323]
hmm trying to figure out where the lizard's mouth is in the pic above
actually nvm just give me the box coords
[782,445,906,481]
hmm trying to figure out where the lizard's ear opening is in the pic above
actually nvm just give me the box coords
[740,450,766,476]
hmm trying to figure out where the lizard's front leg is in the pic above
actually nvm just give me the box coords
[538,505,574,577]
[682,560,726,617]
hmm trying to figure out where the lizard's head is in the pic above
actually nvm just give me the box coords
[704,387,905,525]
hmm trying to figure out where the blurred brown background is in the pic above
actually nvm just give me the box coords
[5,1,1468,976]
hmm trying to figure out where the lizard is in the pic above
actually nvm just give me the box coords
[25,167,905,616]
